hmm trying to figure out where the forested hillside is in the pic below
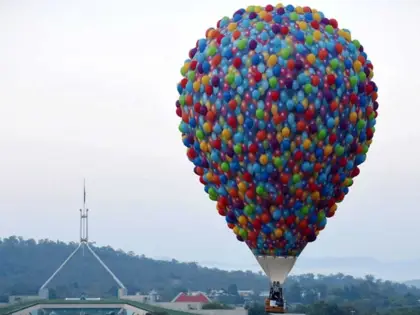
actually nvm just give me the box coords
[1,235,420,315]
[0,236,267,300]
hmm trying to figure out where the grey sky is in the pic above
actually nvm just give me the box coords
[0,0,418,271]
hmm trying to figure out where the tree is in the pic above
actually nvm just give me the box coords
[202,303,233,310]
[227,284,239,295]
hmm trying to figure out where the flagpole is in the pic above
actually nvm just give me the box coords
[83,178,86,256]
[39,179,127,298]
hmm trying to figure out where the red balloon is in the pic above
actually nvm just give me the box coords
[261,213,271,224]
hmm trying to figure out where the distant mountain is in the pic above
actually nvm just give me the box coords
[293,257,420,282]
[405,280,420,288]
[197,257,420,282]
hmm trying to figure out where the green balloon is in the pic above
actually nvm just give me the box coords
[207,46,217,56]
[226,74,235,85]
[188,71,196,81]
[318,129,327,140]
[244,205,254,216]
[335,145,345,156]
[179,95,185,106]
[274,157,282,168]
[221,162,230,172]
[292,174,301,184]
[208,187,218,201]
[239,229,248,239]
[325,25,334,34]
[178,122,185,133]
[256,22,264,32]
[196,130,204,140]
[301,206,309,216]
[256,108,265,120]
[290,12,298,21]
[317,211,326,222]
[357,119,366,130]
[256,185,265,195]
[234,144,242,154]
[280,47,290,59]
[330,59,339,70]
[237,39,248,50]
[269,77,277,89]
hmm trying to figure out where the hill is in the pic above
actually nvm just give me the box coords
[200,257,420,282]
[405,280,420,288]
[1,235,420,314]
[0,236,268,300]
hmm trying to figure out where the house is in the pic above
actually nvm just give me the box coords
[208,289,227,299]
[169,291,212,310]
[238,290,254,298]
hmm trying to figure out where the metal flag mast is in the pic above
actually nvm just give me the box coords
[38,180,127,299]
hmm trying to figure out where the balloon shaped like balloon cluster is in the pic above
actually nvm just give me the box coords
[176,3,378,257]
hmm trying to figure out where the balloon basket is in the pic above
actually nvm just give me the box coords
[265,299,285,313]
[265,281,286,313]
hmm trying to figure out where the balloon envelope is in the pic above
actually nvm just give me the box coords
[256,256,296,284]
[176,3,378,259]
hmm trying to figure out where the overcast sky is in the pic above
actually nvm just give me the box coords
[0,0,418,271]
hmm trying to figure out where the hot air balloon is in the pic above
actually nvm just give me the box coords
[176,3,378,313]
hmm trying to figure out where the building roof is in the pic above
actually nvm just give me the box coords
[171,292,211,303]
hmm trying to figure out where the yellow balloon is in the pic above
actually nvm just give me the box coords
[227,23,237,32]
[281,127,291,137]
[298,21,307,30]
[275,228,283,238]
[313,30,322,41]
[237,114,244,125]
[221,129,231,140]
[201,75,210,85]
[200,142,208,152]
[238,215,248,226]
[203,122,212,134]
[307,53,316,64]
[238,182,247,193]
[259,154,269,165]
[267,55,278,68]
[303,139,312,150]
[193,81,201,92]
[349,112,358,123]
[295,6,303,14]
[324,144,333,156]
[353,60,362,73]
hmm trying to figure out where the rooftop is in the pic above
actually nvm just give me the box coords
[172,292,211,303]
